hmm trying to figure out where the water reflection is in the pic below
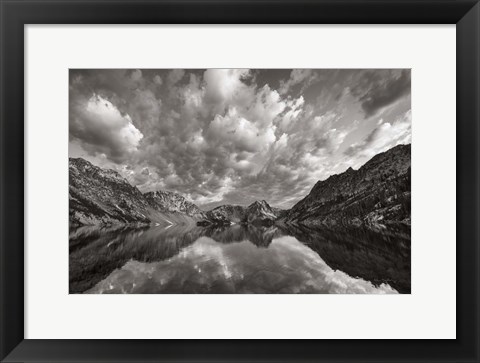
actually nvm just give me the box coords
[69,223,410,294]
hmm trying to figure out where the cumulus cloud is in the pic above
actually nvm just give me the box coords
[167,69,185,86]
[127,89,161,129]
[153,74,163,86]
[351,69,411,118]
[345,110,412,160]
[207,107,276,153]
[204,69,249,102]
[279,69,318,95]
[69,94,143,163]
[69,69,411,208]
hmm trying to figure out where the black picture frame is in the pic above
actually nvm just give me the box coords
[1,1,479,362]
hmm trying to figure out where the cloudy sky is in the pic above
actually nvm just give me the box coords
[69,69,411,209]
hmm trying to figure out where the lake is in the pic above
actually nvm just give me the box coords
[69,223,411,294]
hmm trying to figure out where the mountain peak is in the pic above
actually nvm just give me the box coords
[249,200,269,208]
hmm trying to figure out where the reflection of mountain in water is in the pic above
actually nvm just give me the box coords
[69,224,281,293]
[281,224,411,293]
[88,237,397,294]
[70,223,410,294]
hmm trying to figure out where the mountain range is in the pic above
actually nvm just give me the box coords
[69,143,411,228]
[281,143,411,227]
[70,158,203,227]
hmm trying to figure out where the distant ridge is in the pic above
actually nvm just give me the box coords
[69,144,410,228]
[69,158,281,227]
[198,200,282,226]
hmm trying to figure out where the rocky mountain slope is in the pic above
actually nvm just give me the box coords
[69,158,152,226]
[280,144,411,227]
[207,205,247,223]
[70,143,410,228]
[244,200,280,225]
[198,200,282,226]
[144,190,205,218]
[70,158,206,227]
[70,158,282,228]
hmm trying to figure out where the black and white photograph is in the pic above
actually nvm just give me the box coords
[69,68,411,294]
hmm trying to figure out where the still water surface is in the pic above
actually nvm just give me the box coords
[69,224,410,294]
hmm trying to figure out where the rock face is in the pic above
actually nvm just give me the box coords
[69,158,151,226]
[281,144,411,227]
[244,200,280,225]
[144,190,204,218]
[199,200,282,226]
[70,143,410,228]
[207,205,247,224]
[69,158,205,227]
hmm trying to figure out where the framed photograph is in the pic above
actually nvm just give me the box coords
[1,0,479,362]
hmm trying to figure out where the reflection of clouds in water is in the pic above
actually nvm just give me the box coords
[183,239,234,279]
[87,236,397,294]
